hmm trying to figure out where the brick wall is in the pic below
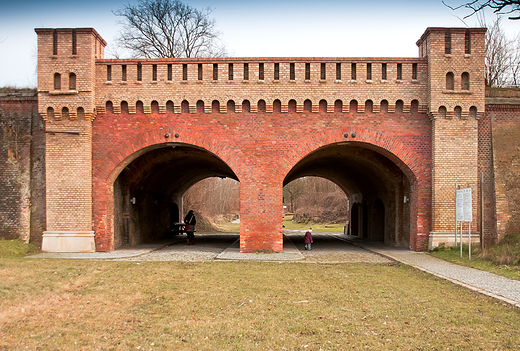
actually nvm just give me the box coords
[0,89,45,244]
[486,102,520,240]
[91,106,432,251]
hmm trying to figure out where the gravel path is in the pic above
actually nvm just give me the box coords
[286,232,391,264]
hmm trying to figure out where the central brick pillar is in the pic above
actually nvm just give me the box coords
[239,178,284,253]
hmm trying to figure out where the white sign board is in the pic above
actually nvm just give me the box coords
[456,188,472,222]
[456,190,464,221]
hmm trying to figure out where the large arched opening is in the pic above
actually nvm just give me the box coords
[111,143,239,248]
[284,142,415,247]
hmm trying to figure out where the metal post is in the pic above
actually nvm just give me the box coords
[469,222,472,260]
[455,182,458,246]
[460,221,463,258]
[480,173,484,250]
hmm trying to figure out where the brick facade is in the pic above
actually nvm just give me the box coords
[13,25,515,252]
[0,89,45,245]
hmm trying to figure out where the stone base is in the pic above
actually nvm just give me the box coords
[428,231,480,251]
[42,231,96,253]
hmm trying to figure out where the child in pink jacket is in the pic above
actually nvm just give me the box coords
[304,228,313,250]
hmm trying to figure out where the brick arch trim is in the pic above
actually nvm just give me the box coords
[95,128,252,186]
[282,126,428,183]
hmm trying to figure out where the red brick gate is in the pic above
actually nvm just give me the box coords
[35,27,488,253]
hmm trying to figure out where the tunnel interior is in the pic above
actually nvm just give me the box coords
[284,142,413,247]
[113,143,238,249]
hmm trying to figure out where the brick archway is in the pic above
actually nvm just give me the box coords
[92,128,250,251]
[282,127,431,251]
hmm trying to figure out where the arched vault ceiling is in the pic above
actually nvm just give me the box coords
[284,143,408,199]
[118,145,237,196]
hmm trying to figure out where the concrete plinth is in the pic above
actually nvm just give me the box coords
[42,231,96,252]
[428,231,480,251]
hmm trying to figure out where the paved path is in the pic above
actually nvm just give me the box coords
[31,232,520,307]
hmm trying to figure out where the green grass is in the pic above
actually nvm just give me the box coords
[283,214,346,232]
[430,235,520,281]
[1,258,519,350]
[0,239,40,258]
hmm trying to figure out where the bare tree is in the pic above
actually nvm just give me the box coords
[480,17,520,86]
[508,34,520,85]
[283,180,306,213]
[113,0,226,58]
[184,177,239,218]
[443,1,520,20]
[286,177,349,224]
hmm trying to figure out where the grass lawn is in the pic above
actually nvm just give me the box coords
[1,256,519,350]
[283,214,346,232]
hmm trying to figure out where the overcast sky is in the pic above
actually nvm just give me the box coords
[0,0,517,87]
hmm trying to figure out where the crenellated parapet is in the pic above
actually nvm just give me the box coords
[94,58,431,116]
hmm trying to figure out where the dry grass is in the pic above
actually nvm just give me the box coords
[479,234,520,266]
[0,239,40,258]
[430,234,520,281]
[1,258,519,350]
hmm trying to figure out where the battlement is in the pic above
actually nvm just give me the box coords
[95,57,429,115]
[34,28,106,59]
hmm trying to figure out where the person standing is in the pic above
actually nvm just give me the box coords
[304,228,313,251]
[184,210,196,245]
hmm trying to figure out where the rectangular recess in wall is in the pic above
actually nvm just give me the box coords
[243,63,249,80]
[213,63,218,80]
[137,63,142,81]
[259,63,264,80]
[72,29,77,55]
[412,63,418,80]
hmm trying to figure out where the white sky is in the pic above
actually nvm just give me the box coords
[0,0,518,87]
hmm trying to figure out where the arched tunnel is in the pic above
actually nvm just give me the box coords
[112,143,238,249]
[284,142,413,247]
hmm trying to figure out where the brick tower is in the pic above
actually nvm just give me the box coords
[417,28,486,248]
[35,28,106,252]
